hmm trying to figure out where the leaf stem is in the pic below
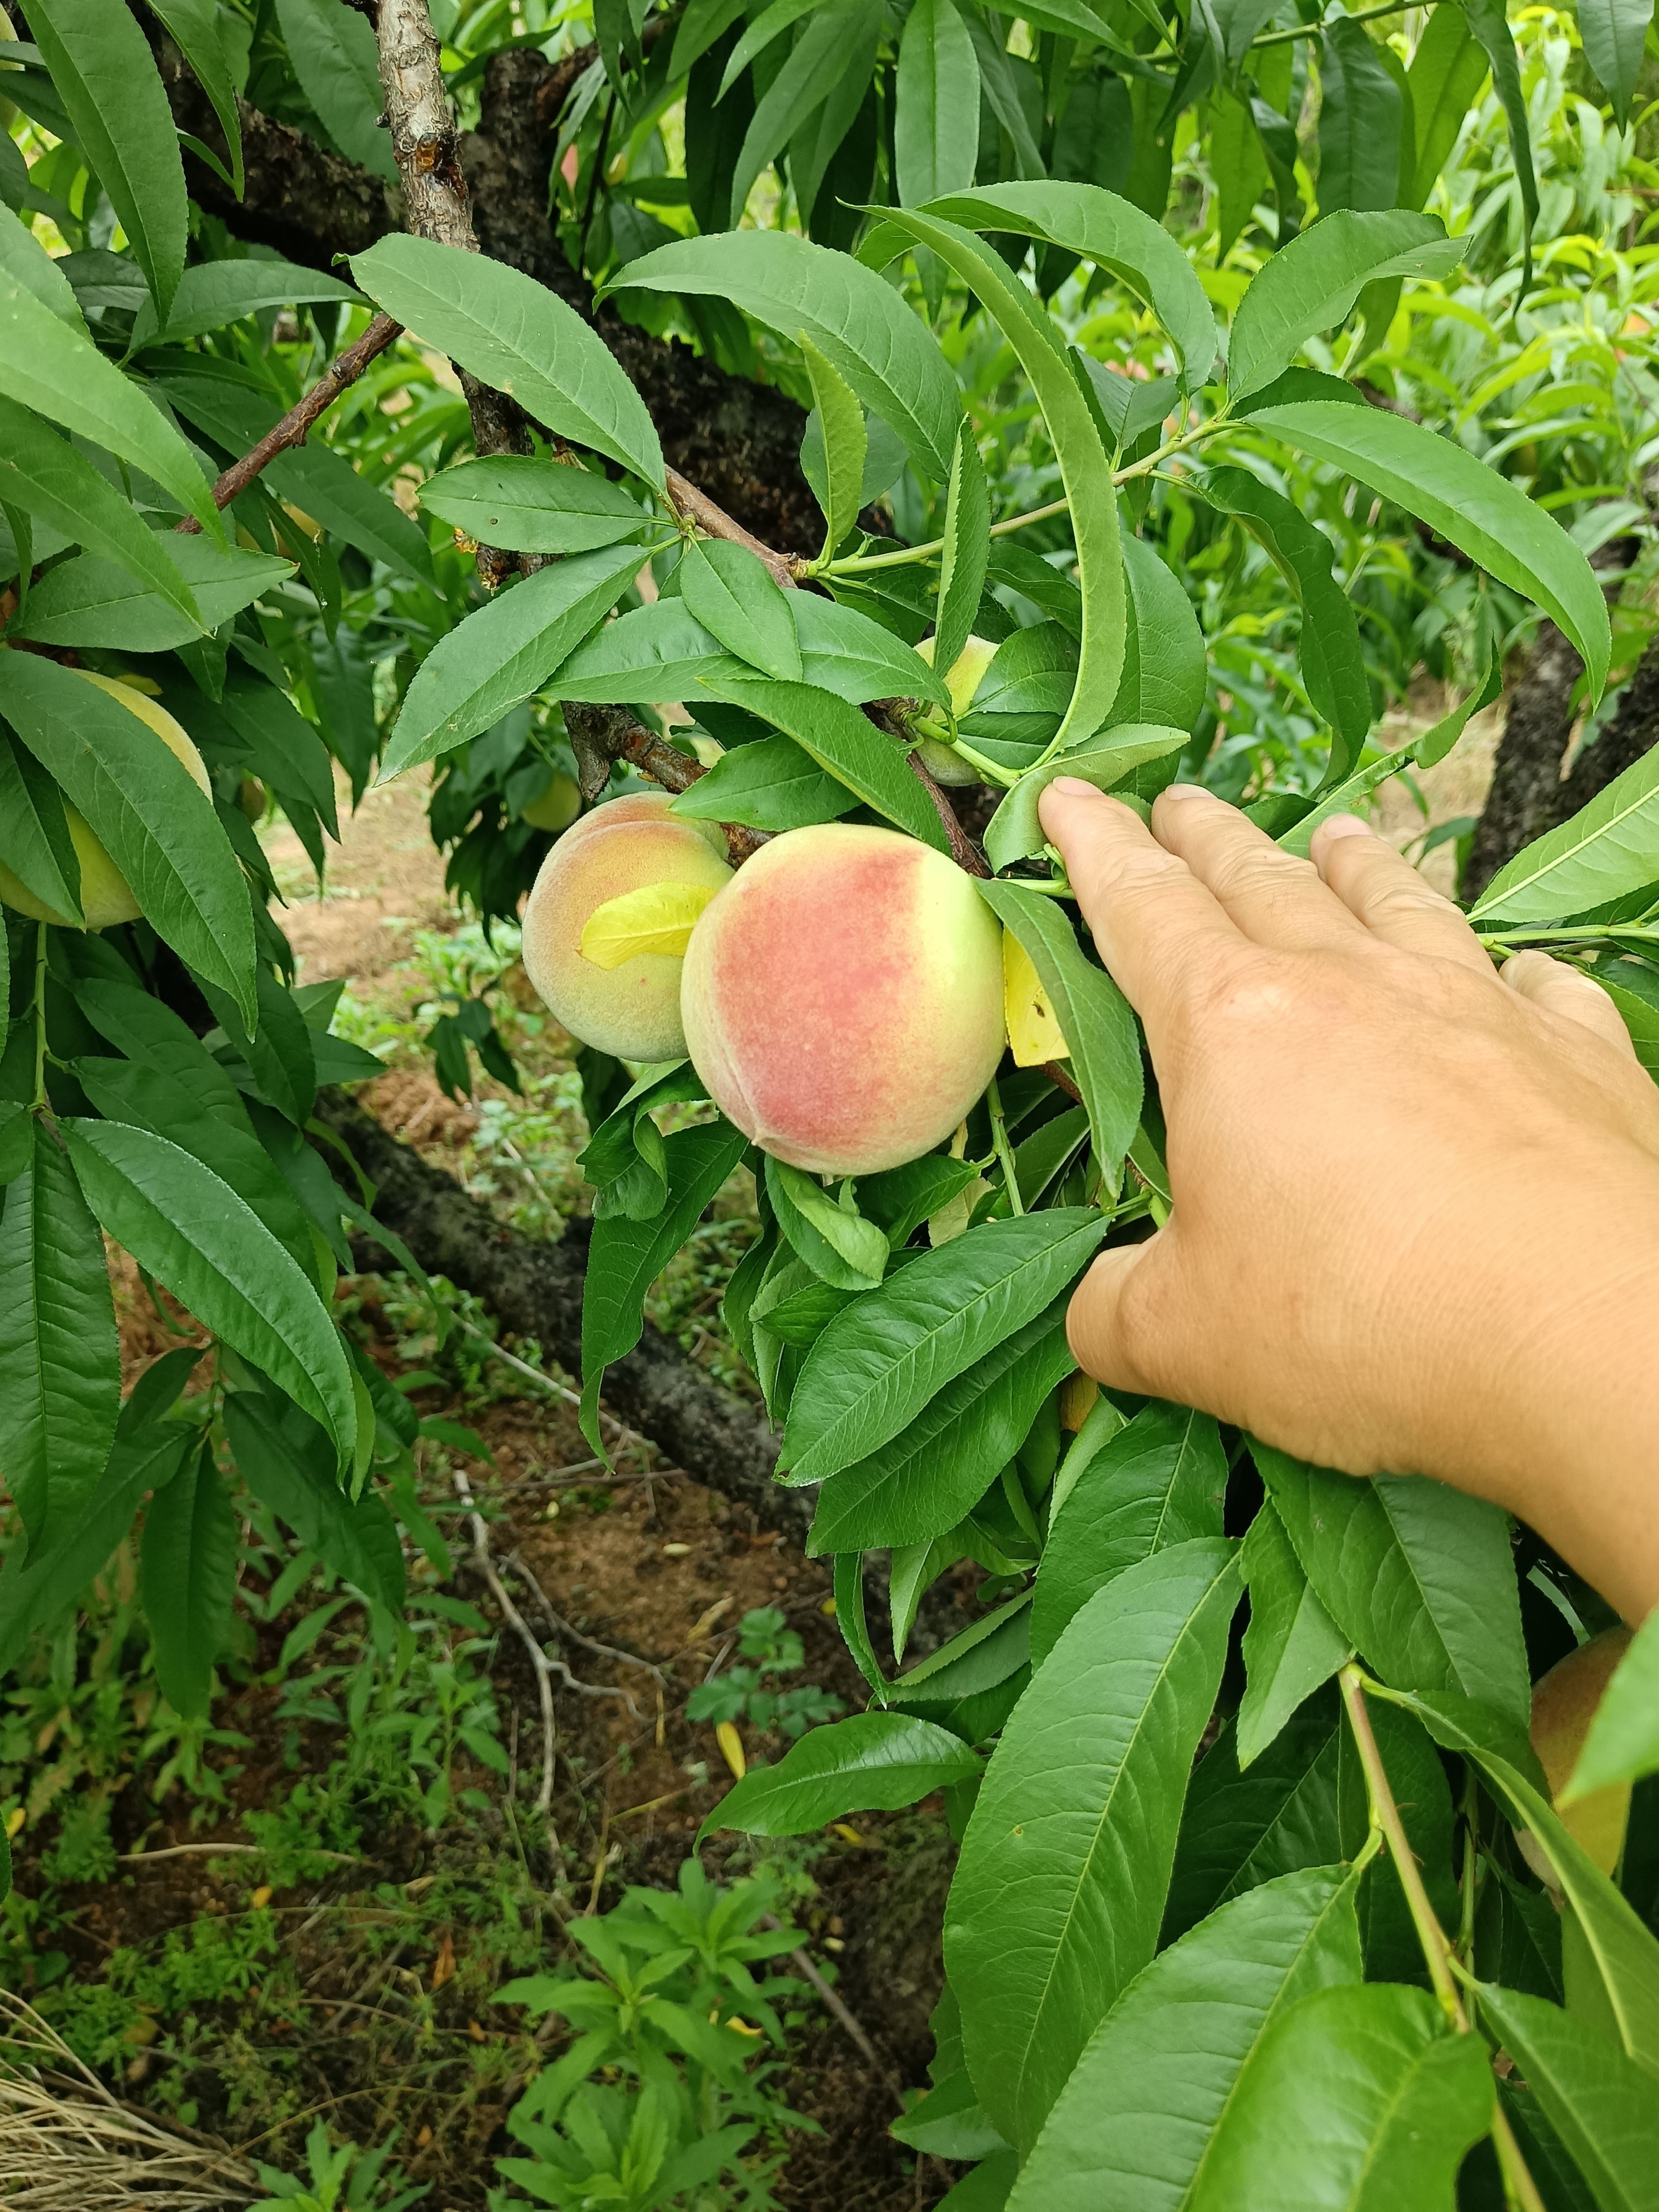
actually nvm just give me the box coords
[825,496,1071,575]
[30,922,46,1111]
[1338,1667,1547,2212]
[986,1075,1023,1217]
[826,422,1218,576]
[1472,922,1659,948]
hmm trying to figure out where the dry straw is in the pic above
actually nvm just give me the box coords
[0,1990,255,2211]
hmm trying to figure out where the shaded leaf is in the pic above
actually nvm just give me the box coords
[1237,1499,1350,1767]
[808,1301,1074,1551]
[64,1119,357,1467]
[976,879,1143,1178]
[1476,1984,1659,2210]
[141,1441,236,1719]
[0,1120,120,1550]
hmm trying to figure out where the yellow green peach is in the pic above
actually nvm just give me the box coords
[520,806,732,1060]
[0,671,212,930]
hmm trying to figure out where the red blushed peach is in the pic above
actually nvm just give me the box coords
[680,823,1004,1176]
[522,813,732,1060]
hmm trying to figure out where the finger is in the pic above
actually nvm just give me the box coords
[1150,784,1368,951]
[1066,1241,1167,1398]
[1067,1229,1213,1407]
[1039,779,1250,1037]
[1310,814,1493,976]
[1501,950,1638,1059]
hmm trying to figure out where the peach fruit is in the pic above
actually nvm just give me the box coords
[0,671,212,930]
[521,802,732,1060]
[520,768,581,832]
[680,821,1004,1176]
[913,634,1001,786]
[1527,1628,1633,1876]
[564,788,726,853]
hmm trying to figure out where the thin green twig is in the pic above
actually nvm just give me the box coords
[1252,0,1409,44]
[1339,1667,1547,2212]
[986,1075,1023,1217]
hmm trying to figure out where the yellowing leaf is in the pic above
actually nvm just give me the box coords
[1004,930,1069,1065]
[579,879,721,969]
[716,1719,747,1778]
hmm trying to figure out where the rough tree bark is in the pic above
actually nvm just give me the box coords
[317,1096,805,1545]
[373,0,535,586]
[1465,538,1646,900]
[1463,620,1588,900]
[158,39,820,553]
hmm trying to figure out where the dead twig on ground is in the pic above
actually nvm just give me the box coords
[757,1916,906,2113]
[453,1465,560,1824]
[505,1547,667,1684]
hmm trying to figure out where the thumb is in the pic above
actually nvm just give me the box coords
[1066,1232,1187,1400]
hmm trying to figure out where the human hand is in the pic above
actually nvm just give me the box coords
[1037,777,1659,1622]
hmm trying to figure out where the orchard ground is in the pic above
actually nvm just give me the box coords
[14,695,1497,2205]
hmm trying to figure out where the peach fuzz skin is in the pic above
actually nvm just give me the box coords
[680,822,1004,1177]
[559,788,726,856]
[521,809,732,1061]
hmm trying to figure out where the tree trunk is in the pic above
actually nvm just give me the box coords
[315,1097,804,1545]
[158,41,820,554]
[1464,538,1643,900]
[1462,622,1586,902]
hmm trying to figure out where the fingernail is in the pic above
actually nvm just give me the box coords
[1161,783,1210,801]
[1314,813,1372,842]
[1046,776,1098,797]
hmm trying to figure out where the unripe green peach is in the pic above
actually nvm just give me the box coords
[521,807,732,1060]
[916,632,1000,717]
[680,822,1004,1176]
[0,671,212,929]
[520,767,581,832]
[913,634,1001,785]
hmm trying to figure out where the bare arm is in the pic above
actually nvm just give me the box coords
[1039,777,1659,1624]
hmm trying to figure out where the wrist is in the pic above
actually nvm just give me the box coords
[1424,1143,1659,1623]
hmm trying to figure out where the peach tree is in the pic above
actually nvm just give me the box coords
[357,197,1659,2204]
[0,0,1658,2203]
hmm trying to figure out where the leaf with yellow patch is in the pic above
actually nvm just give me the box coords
[1004,930,1068,1066]
[579,880,721,969]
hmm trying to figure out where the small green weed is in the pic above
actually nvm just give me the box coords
[252,2121,430,2212]
[490,1861,817,2212]
[686,1611,844,1742]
